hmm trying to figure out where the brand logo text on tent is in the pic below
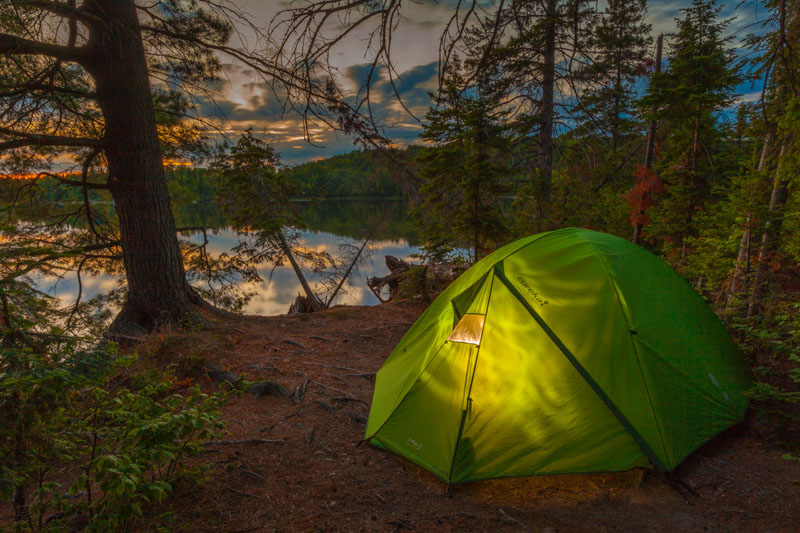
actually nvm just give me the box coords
[517,276,548,307]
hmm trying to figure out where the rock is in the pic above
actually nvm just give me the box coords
[205,363,242,388]
[248,381,288,399]
[385,255,410,272]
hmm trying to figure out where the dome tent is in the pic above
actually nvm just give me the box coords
[364,228,750,484]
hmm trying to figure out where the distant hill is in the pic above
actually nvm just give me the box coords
[0,147,418,216]
[284,148,417,198]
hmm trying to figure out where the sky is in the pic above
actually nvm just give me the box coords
[203,1,768,167]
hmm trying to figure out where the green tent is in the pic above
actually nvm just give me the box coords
[364,228,750,483]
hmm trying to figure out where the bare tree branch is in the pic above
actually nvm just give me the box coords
[7,0,98,23]
[0,82,96,99]
[0,32,89,62]
[23,171,108,189]
[0,126,104,149]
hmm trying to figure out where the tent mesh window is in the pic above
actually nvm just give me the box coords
[447,313,486,345]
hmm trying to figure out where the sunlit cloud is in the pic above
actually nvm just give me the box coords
[189,1,768,166]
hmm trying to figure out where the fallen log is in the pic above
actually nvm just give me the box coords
[203,438,284,446]
[367,256,465,302]
[367,255,410,303]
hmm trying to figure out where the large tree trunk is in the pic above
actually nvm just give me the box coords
[748,140,791,317]
[85,0,199,334]
[534,0,557,230]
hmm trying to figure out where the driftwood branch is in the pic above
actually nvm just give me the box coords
[367,256,410,303]
[368,256,463,302]
[203,438,285,446]
[279,230,324,312]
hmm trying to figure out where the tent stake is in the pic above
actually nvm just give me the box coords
[648,470,698,504]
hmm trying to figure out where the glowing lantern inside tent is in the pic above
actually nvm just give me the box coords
[447,314,485,345]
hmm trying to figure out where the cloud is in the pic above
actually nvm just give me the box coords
[197,1,768,166]
[191,54,438,165]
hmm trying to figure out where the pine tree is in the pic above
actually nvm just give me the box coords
[552,0,653,236]
[744,0,800,315]
[500,0,597,231]
[638,0,741,264]
[211,131,325,312]
[414,58,511,262]
[577,0,652,152]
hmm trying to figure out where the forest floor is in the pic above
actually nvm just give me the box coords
[143,299,799,532]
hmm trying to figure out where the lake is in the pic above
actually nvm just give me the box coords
[31,199,423,316]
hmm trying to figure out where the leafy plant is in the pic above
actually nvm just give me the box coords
[730,300,800,459]
[0,277,226,531]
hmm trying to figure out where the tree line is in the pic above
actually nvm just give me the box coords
[406,0,799,321]
[1,0,796,333]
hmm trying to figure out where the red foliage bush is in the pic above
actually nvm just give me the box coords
[624,164,665,227]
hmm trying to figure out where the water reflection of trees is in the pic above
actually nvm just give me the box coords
[295,200,417,244]
[2,190,418,323]
[175,199,418,244]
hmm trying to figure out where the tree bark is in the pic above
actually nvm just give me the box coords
[680,110,702,265]
[84,0,199,334]
[277,231,324,312]
[474,177,480,262]
[725,133,771,309]
[747,139,791,317]
[633,34,662,245]
[534,0,557,230]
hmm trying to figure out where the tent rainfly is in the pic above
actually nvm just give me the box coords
[364,228,750,484]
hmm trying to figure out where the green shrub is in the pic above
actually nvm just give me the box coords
[0,282,226,531]
[729,300,800,459]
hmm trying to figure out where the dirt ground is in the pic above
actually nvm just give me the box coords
[155,300,798,532]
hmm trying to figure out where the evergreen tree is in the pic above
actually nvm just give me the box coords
[0,0,392,334]
[638,0,741,264]
[440,0,598,232]
[211,131,325,311]
[0,1,236,334]
[414,58,511,262]
[498,0,598,231]
[212,131,292,234]
[577,0,652,152]
[743,0,800,314]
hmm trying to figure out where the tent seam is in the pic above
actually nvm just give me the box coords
[493,261,667,472]
[446,272,496,483]
[581,239,672,468]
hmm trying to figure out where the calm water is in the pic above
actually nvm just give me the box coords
[33,200,422,316]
